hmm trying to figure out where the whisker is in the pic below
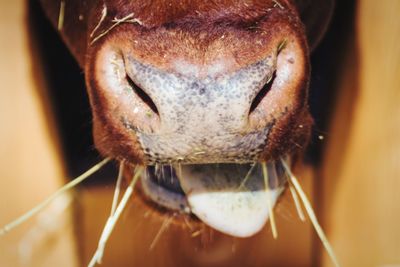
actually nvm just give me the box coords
[280,158,340,267]
[161,163,165,181]
[149,214,174,251]
[183,214,194,231]
[191,230,202,238]
[208,227,214,244]
[0,157,111,236]
[268,161,281,189]
[110,161,125,216]
[155,163,161,178]
[88,166,144,267]
[200,224,209,245]
[169,162,174,184]
[177,162,183,179]
[262,162,278,239]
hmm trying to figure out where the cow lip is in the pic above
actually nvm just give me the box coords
[141,165,191,213]
[140,159,288,237]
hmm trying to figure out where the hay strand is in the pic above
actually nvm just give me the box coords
[57,0,65,31]
[149,215,173,251]
[281,158,340,267]
[88,167,143,267]
[91,13,136,45]
[90,4,107,38]
[237,163,256,190]
[110,161,124,215]
[262,162,278,239]
[288,182,306,221]
[0,158,111,236]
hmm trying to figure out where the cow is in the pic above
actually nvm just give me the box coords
[2,0,338,266]
[38,0,333,233]
[2,1,399,266]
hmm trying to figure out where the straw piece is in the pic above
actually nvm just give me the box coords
[88,167,143,267]
[262,162,278,239]
[0,158,111,236]
[90,4,107,37]
[57,0,65,30]
[110,161,124,215]
[281,158,340,267]
[288,182,306,221]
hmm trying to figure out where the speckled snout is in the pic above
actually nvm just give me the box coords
[125,54,282,164]
[88,20,311,165]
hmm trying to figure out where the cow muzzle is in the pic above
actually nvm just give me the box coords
[86,21,312,237]
[90,31,310,165]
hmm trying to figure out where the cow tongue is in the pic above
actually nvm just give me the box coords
[177,163,284,238]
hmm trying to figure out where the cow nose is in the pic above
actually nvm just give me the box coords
[92,37,307,164]
[122,55,278,136]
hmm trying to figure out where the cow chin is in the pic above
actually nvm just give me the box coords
[83,4,313,237]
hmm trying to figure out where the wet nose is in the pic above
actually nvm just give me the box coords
[92,36,308,164]
[123,55,277,135]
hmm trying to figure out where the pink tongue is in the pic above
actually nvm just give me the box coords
[178,164,284,238]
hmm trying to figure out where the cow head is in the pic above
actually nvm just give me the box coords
[40,0,333,237]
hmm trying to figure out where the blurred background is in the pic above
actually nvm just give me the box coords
[0,0,399,266]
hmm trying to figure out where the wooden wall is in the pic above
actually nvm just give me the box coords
[0,1,78,266]
[320,0,400,266]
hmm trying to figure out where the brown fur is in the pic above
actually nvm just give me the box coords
[39,0,333,65]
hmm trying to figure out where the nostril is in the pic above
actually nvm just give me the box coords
[249,71,276,114]
[126,74,159,115]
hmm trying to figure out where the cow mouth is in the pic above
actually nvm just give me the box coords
[140,159,288,238]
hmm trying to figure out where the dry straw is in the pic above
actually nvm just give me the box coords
[281,158,341,267]
[0,157,111,236]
